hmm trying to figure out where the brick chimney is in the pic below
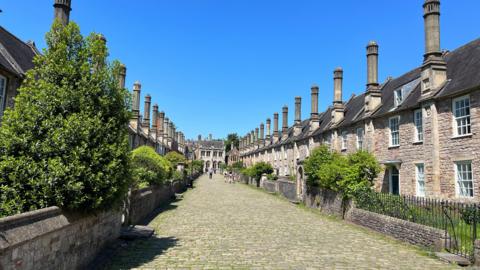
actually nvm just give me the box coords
[282,106,288,140]
[260,123,265,145]
[294,97,302,136]
[331,68,345,125]
[310,84,320,132]
[365,41,382,115]
[421,0,447,96]
[273,113,279,143]
[250,130,255,147]
[255,128,259,147]
[53,0,71,26]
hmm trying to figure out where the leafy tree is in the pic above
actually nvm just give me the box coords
[164,151,187,168]
[0,21,131,217]
[224,133,239,153]
[304,146,336,187]
[190,160,204,174]
[131,146,172,188]
[244,162,274,187]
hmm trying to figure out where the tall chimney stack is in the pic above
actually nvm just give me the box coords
[209,134,212,141]
[332,68,345,125]
[255,128,259,146]
[260,123,265,145]
[143,95,151,128]
[365,41,382,115]
[132,81,141,120]
[250,131,255,146]
[158,111,165,140]
[53,0,72,26]
[118,64,127,89]
[282,106,288,140]
[294,97,302,136]
[273,113,279,143]
[421,0,446,96]
[266,118,271,139]
[310,84,320,132]
[198,135,202,141]
[152,104,158,137]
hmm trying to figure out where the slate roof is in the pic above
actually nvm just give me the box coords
[0,26,38,77]
[198,140,224,149]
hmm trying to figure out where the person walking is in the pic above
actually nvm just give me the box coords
[208,167,213,179]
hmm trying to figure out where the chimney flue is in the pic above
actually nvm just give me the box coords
[282,106,288,135]
[143,95,151,127]
[423,0,442,60]
[311,85,319,119]
[333,68,343,104]
[260,123,264,141]
[152,104,158,131]
[367,41,379,88]
[273,113,279,140]
[118,64,126,89]
[53,0,72,26]
[266,118,271,139]
[295,97,301,125]
[158,111,165,137]
[132,81,141,120]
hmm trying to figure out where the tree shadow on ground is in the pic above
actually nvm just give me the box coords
[105,236,179,270]
[139,199,180,225]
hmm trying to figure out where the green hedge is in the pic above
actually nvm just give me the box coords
[131,146,172,188]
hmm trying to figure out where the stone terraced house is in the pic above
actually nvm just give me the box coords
[240,0,480,201]
[190,135,225,172]
[0,0,187,156]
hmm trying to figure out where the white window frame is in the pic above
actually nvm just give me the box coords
[416,163,425,197]
[455,161,474,198]
[414,109,423,143]
[394,89,403,107]
[0,75,6,115]
[452,95,471,137]
[356,128,364,150]
[389,116,400,147]
[341,131,348,150]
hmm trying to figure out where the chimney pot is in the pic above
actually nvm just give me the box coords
[295,97,301,125]
[53,0,72,26]
[282,106,288,134]
[333,68,343,104]
[366,41,379,88]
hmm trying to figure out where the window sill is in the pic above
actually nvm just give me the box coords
[412,141,423,145]
[388,145,400,149]
[451,134,472,139]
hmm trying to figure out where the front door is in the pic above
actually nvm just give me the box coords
[390,167,400,195]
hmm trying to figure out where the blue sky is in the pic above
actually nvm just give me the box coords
[2,0,479,140]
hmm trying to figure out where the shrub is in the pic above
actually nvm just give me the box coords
[131,146,172,187]
[165,151,187,168]
[0,21,132,217]
[266,174,278,181]
[304,146,380,198]
[243,162,274,187]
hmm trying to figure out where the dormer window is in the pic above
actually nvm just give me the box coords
[394,89,403,107]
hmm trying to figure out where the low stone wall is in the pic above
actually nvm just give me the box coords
[0,207,121,270]
[262,179,276,193]
[129,183,175,225]
[305,187,347,217]
[346,208,446,251]
[277,178,297,201]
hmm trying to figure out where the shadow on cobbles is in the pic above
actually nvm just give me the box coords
[105,236,179,270]
[139,200,179,226]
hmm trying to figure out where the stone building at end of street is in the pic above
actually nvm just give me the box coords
[240,0,480,201]
[0,0,188,157]
[189,134,225,172]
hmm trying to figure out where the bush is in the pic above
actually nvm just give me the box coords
[0,22,131,217]
[131,146,172,187]
[304,146,380,198]
[243,162,274,187]
[165,151,187,168]
[266,174,278,181]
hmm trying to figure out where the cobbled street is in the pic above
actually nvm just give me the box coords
[107,174,457,270]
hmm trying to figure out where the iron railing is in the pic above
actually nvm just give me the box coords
[355,191,479,260]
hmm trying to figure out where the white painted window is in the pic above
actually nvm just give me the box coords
[0,75,6,115]
[453,95,471,136]
[389,116,400,147]
[356,128,364,150]
[341,131,348,150]
[394,89,403,107]
[414,109,423,142]
[416,164,425,197]
[456,161,473,198]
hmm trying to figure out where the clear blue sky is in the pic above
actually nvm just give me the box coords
[2,0,479,140]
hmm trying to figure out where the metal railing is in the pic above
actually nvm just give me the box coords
[355,191,479,260]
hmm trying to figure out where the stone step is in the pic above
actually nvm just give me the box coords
[120,225,155,240]
[435,252,471,266]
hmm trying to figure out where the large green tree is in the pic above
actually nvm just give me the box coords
[224,133,239,153]
[0,21,131,217]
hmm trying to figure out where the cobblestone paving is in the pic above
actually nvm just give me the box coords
[107,174,457,270]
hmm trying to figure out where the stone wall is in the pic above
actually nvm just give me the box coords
[346,208,446,251]
[277,178,297,201]
[128,184,175,225]
[262,179,276,193]
[0,207,121,270]
[305,187,347,217]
